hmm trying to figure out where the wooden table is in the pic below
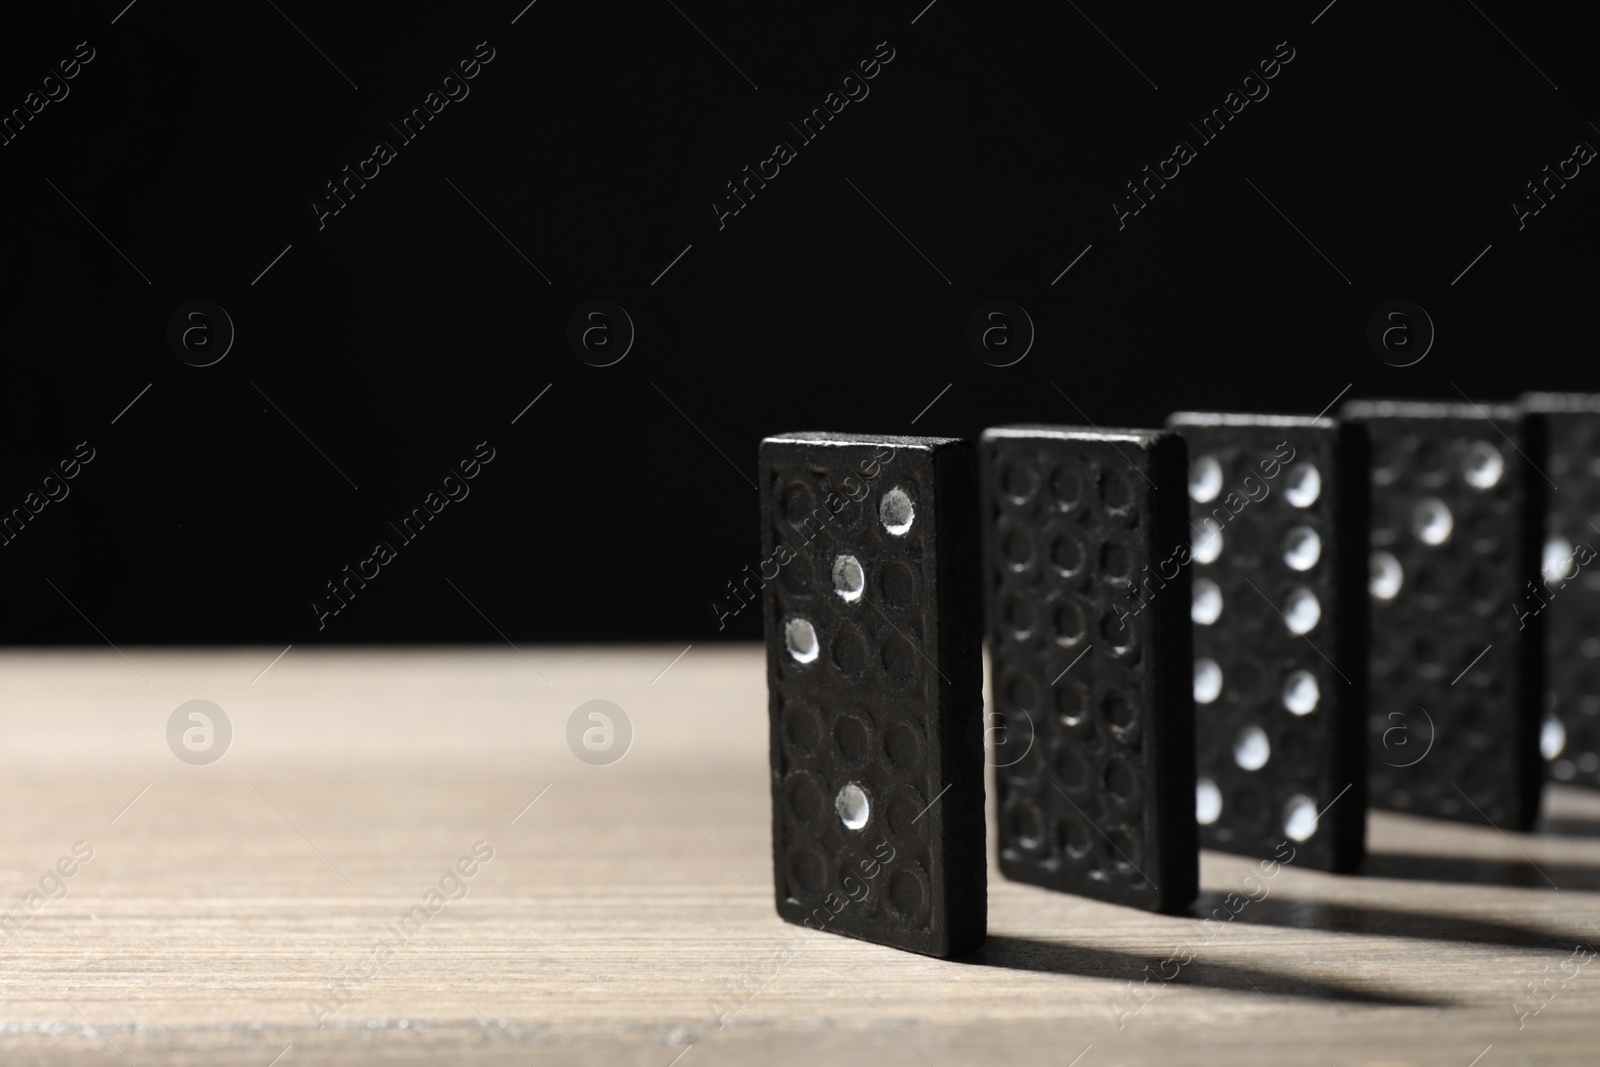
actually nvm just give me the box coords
[2,647,1598,1065]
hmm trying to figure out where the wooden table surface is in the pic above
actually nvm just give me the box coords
[3,646,1599,1066]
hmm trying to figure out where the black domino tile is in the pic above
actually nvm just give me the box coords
[1522,393,1600,790]
[1343,400,1545,829]
[979,426,1197,913]
[759,432,985,957]
[1166,413,1369,872]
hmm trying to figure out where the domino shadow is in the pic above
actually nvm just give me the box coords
[967,934,1451,1007]
[1365,852,1600,891]
[1201,892,1582,951]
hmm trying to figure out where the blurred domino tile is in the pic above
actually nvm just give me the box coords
[1343,401,1545,830]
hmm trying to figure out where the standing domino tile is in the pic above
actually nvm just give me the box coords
[759,432,985,957]
[979,426,1197,913]
[1166,413,1369,872]
[1522,393,1600,789]
[1343,400,1545,829]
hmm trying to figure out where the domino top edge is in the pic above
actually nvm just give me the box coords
[1341,399,1520,421]
[762,432,965,453]
[979,425,1172,449]
[1167,412,1338,431]
[1521,391,1600,413]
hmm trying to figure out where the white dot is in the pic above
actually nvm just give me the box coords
[1542,713,1567,761]
[1194,658,1223,704]
[785,618,819,664]
[835,782,870,830]
[1370,551,1403,600]
[1196,777,1222,825]
[1284,463,1321,508]
[1284,587,1321,635]
[880,488,914,535]
[1462,441,1504,489]
[1193,522,1224,564]
[832,555,865,602]
[1283,794,1318,841]
[1413,498,1453,545]
[1283,526,1322,571]
[1544,535,1575,587]
[1190,455,1223,503]
[1234,725,1270,771]
[1282,670,1319,716]
[1192,578,1223,625]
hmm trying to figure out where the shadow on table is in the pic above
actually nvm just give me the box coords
[966,934,1451,1007]
[1365,852,1600,891]
[1199,892,1581,951]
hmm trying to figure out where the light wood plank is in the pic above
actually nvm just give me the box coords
[0,647,1596,1065]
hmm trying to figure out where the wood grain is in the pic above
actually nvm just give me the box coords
[1,646,1598,1065]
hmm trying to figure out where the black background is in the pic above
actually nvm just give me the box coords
[1,0,1594,645]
